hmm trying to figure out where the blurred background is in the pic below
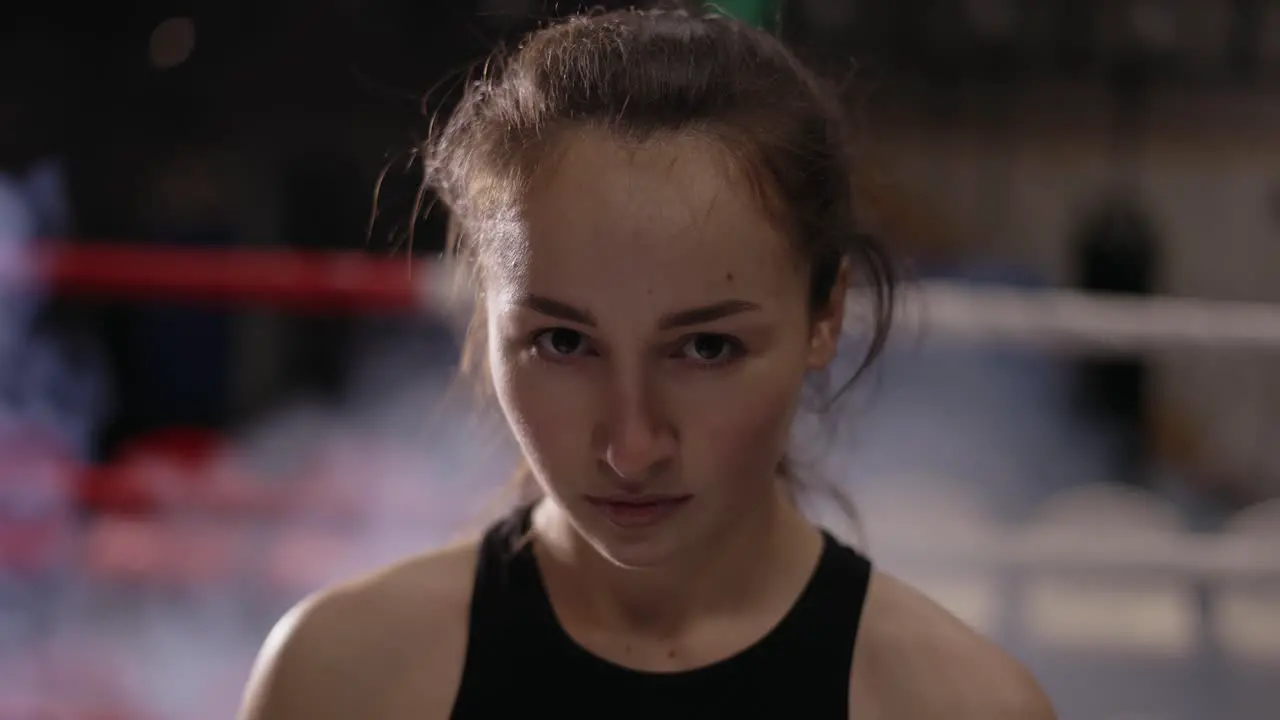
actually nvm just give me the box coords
[1,0,1279,717]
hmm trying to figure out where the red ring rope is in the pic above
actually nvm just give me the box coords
[1,243,427,312]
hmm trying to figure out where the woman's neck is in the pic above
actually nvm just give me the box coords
[531,486,822,641]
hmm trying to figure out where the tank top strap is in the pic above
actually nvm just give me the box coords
[451,504,546,714]
[763,530,872,696]
[793,527,875,681]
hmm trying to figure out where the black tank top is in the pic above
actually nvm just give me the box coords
[449,506,872,718]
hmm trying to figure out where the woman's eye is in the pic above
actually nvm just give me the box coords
[679,334,740,364]
[533,328,587,357]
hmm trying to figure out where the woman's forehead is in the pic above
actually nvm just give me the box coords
[486,129,804,306]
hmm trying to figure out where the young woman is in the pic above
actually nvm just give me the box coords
[240,8,1055,719]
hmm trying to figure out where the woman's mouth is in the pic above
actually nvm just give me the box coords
[584,494,693,529]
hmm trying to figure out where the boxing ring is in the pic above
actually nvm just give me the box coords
[1,242,1279,719]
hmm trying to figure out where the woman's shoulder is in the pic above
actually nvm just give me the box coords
[237,539,482,720]
[849,570,1056,720]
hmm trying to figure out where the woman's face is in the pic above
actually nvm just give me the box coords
[482,127,844,568]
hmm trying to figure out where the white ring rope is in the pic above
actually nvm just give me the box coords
[851,282,1280,352]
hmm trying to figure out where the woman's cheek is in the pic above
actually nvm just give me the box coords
[680,370,800,479]
[499,360,594,464]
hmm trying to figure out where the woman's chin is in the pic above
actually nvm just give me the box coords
[576,511,693,570]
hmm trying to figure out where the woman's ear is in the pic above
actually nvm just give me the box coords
[806,259,849,370]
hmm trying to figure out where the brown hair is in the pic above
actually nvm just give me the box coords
[412,6,896,517]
